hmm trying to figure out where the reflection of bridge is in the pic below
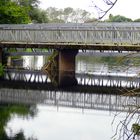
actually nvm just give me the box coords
[1,69,140,112]
[3,69,140,88]
[0,87,139,112]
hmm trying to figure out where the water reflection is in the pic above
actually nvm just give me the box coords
[5,54,140,87]
[0,88,140,112]
[5,51,140,75]
[6,106,113,140]
[0,54,140,140]
[3,69,140,89]
[76,55,140,76]
[0,85,139,140]
[23,56,44,70]
[0,103,37,140]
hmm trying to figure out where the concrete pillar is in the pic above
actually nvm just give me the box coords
[58,49,78,86]
[0,47,2,64]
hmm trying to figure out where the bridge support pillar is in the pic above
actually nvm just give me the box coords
[58,49,78,86]
[0,48,2,64]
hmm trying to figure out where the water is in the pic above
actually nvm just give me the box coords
[22,55,140,76]
[6,106,114,140]
[0,53,140,140]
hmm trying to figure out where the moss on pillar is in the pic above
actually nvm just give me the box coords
[42,50,59,71]
[42,49,78,87]
[42,50,59,86]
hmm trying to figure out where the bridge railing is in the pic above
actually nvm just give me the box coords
[0,23,140,45]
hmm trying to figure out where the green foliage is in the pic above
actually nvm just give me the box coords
[25,48,32,52]
[47,51,58,63]
[0,63,4,77]
[46,7,93,23]
[7,48,17,52]
[46,7,65,23]
[132,123,140,136]
[30,8,49,23]
[0,1,30,24]
[0,104,37,139]
[134,18,140,22]
[0,0,48,24]
[16,0,48,23]
[106,14,132,22]
[15,0,40,8]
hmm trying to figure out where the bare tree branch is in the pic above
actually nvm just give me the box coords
[92,0,118,19]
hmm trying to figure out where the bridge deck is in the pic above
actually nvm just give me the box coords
[1,23,140,51]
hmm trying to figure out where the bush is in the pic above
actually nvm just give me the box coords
[0,63,4,76]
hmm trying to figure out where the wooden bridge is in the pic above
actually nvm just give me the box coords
[1,23,140,51]
[1,22,140,86]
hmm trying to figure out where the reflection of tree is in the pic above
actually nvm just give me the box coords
[0,104,37,140]
[77,55,140,73]
[2,130,28,140]
[77,55,124,67]
[78,54,140,140]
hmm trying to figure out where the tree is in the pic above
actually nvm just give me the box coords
[134,18,140,22]
[63,7,74,22]
[106,14,132,22]
[46,7,65,23]
[46,7,93,23]
[0,0,30,24]
[30,8,49,23]
[14,0,40,8]
[84,18,97,23]
[14,0,49,23]
[0,0,48,24]
[70,8,91,23]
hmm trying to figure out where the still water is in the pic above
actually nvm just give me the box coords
[0,53,140,140]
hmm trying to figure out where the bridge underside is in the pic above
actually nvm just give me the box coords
[1,42,140,86]
[1,42,140,51]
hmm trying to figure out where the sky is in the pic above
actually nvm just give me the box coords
[39,0,140,20]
